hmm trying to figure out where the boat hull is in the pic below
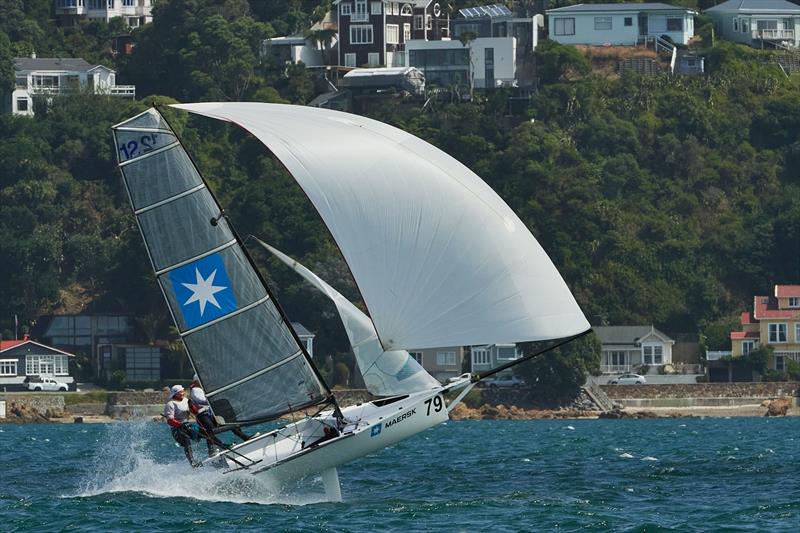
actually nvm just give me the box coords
[212,387,449,488]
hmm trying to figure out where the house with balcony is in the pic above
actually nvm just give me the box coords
[705,0,800,50]
[408,346,465,383]
[407,4,540,90]
[470,343,520,377]
[7,57,135,116]
[545,3,696,46]
[594,325,674,374]
[55,0,154,28]
[335,0,450,68]
[727,285,800,374]
[0,337,76,391]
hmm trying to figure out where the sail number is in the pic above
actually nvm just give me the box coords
[119,133,160,160]
[424,395,443,416]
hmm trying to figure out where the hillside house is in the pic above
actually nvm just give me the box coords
[7,57,135,116]
[0,338,76,391]
[705,0,800,50]
[408,346,465,383]
[470,343,520,376]
[728,285,800,373]
[54,0,153,27]
[594,325,675,374]
[335,0,450,67]
[546,3,696,46]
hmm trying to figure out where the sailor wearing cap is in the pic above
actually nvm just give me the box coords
[189,374,251,447]
[163,384,200,467]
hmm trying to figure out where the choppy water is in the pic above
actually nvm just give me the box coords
[0,417,797,532]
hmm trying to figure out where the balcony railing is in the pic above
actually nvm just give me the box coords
[351,12,370,22]
[601,364,634,374]
[706,350,732,361]
[753,29,795,41]
[25,85,136,98]
[108,85,136,97]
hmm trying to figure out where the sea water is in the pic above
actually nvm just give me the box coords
[0,417,797,532]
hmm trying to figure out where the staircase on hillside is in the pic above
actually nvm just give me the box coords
[617,58,661,75]
[582,377,615,412]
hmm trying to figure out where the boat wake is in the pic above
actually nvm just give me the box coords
[74,421,331,506]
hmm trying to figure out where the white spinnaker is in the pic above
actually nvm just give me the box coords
[173,103,590,350]
[254,239,441,396]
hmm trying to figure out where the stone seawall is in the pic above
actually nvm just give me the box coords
[600,382,799,400]
[0,394,65,413]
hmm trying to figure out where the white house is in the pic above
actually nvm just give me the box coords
[406,36,517,89]
[408,346,465,383]
[0,338,76,391]
[593,325,674,374]
[470,343,520,376]
[705,0,800,49]
[546,3,696,46]
[9,57,135,116]
[291,322,316,358]
[54,0,154,27]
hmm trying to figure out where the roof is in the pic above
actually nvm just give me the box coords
[0,339,26,351]
[547,3,694,14]
[0,339,76,357]
[705,0,800,14]
[731,331,760,340]
[291,322,315,338]
[741,311,754,325]
[14,57,95,73]
[343,66,421,78]
[752,295,800,320]
[775,284,800,298]
[459,4,513,19]
[334,0,430,6]
[593,325,674,345]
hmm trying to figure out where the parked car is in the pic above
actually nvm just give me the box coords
[481,376,525,389]
[608,373,647,385]
[24,376,69,391]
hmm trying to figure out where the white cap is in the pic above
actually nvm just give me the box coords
[169,384,184,398]
[192,374,199,383]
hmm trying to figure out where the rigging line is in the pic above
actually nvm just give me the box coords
[134,183,206,215]
[206,350,303,398]
[472,329,593,383]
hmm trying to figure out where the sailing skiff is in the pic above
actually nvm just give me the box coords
[111,103,589,500]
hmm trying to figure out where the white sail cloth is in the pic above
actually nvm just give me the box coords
[173,103,590,350]
[254,239,441,396]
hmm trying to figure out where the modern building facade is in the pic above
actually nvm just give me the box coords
[594,325,675,374]
[54,0,154,27]
[8,57,135,116]
[705,0,800,49]
[546,3,696,46]
[335,0,450,67]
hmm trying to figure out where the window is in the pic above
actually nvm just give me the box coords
[608,351,626,366]
[410,351,423,365]
[414,14,423,30]
[371,1,381,15]
[426,15,432,30]
[624,17,633,27]
[0,360,17,376]
[349,24,374,44]
[340,2,351,16]
[742,340,755,355]
[757,19,777,31]
[122,0,133,6]
[401,3,413,16]
[16,98,28,112]
[124,346,161,381]
[25,354,69,376]
[403,23,411,41]
[497,346,517,360]
[733,18,739,32]
[387,24,399,44]
[643,345,663,365]
[790,297,800,308]
[742,19,749,33]
[769,323,787,343]
[594,17,612,30]
[367,52,380,65]
[472,348,490,366]
[354,0,368,21]
[775,354,785,371]
[391,2,399,16]
[436,351,456,366]
[554,17,575,36]
[666,17,683,31]
[344,53,356,67]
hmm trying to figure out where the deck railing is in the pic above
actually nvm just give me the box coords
[753,29,795,41]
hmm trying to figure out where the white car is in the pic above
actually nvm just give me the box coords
[481,376,525,389]
[446,373,472,384]
[608,373,646,385]
[24,377,69,391]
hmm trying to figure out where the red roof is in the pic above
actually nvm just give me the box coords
[775,285,800,298]
[753,295,800,320]
[730,331,760,340]
[740,312,754,325]
[0,339,26,351]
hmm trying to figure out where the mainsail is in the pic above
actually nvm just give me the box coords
[173,103,590,351]
[111,108,332,425]
[254,239,441,396]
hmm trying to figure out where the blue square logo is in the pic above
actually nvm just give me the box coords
[370,424,382,437]
[169,253,238,329]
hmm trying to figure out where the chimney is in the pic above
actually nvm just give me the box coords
[31,50,36,59]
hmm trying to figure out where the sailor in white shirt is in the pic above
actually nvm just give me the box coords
[189,374,251,446]
[163,384,200,466]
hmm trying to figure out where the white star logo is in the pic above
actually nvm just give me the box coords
[181,268,227,316]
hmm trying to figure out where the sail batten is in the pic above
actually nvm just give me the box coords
[112,108,332,424]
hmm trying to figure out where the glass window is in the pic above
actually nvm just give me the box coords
[0,360,17,376]
[789,297,800,308]
[367,52,380,66]
[666,17,683,32]
[344,53,356,67]
[340,3,351,15]
[733,18,739,32]
[775,354,785,371]
[624,17,633,27]
[643,345,662,364]
[403,23,411,41]
[769,323,787,343]
[554,18,575,36]
[401,3,413,16]
[436,351,456,366]
[16,98,28,112]
[742,340,754,355]
[370,1,381,15]
[386,24,399,44]
[497,346,517,360]
[350,24,374,44]
[472,348,490,366]
[594,17,612,30]
[410,351,423,365]
[354,0,368,21]
[415,14,423,30]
